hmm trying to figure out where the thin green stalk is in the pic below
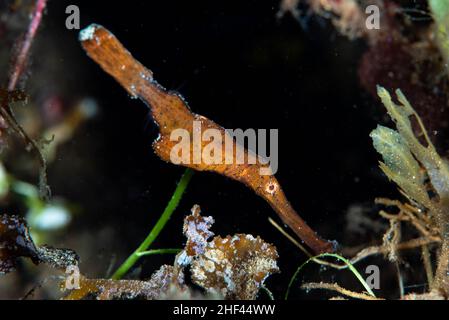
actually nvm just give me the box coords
[136,249,181,257]
[285,253,376,300]
[260,285,275,300]
[111,169,194,280]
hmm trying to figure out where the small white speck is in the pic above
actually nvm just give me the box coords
[79,24,99,42]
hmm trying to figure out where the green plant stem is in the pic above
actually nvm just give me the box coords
[260,285,275,300]
[111,169,194,280]
[285,253,376,300]
[136,249,181,257]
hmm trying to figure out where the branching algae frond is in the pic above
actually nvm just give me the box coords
[371,86,449,295]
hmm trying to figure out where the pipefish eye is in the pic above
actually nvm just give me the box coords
[265,181,278,195]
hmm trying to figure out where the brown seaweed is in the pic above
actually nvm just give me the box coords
[0,214,78,274]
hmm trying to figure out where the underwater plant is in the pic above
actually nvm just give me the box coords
[371,86,449,296]
[0,0,50,200]
[429,0,449,70]
[280,87,449,300]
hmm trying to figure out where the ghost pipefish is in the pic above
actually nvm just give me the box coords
[79,24,336,254]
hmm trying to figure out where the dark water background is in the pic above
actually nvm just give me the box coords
[13,0,412,298]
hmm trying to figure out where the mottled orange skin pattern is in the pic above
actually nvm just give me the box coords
[80,25,335,254]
